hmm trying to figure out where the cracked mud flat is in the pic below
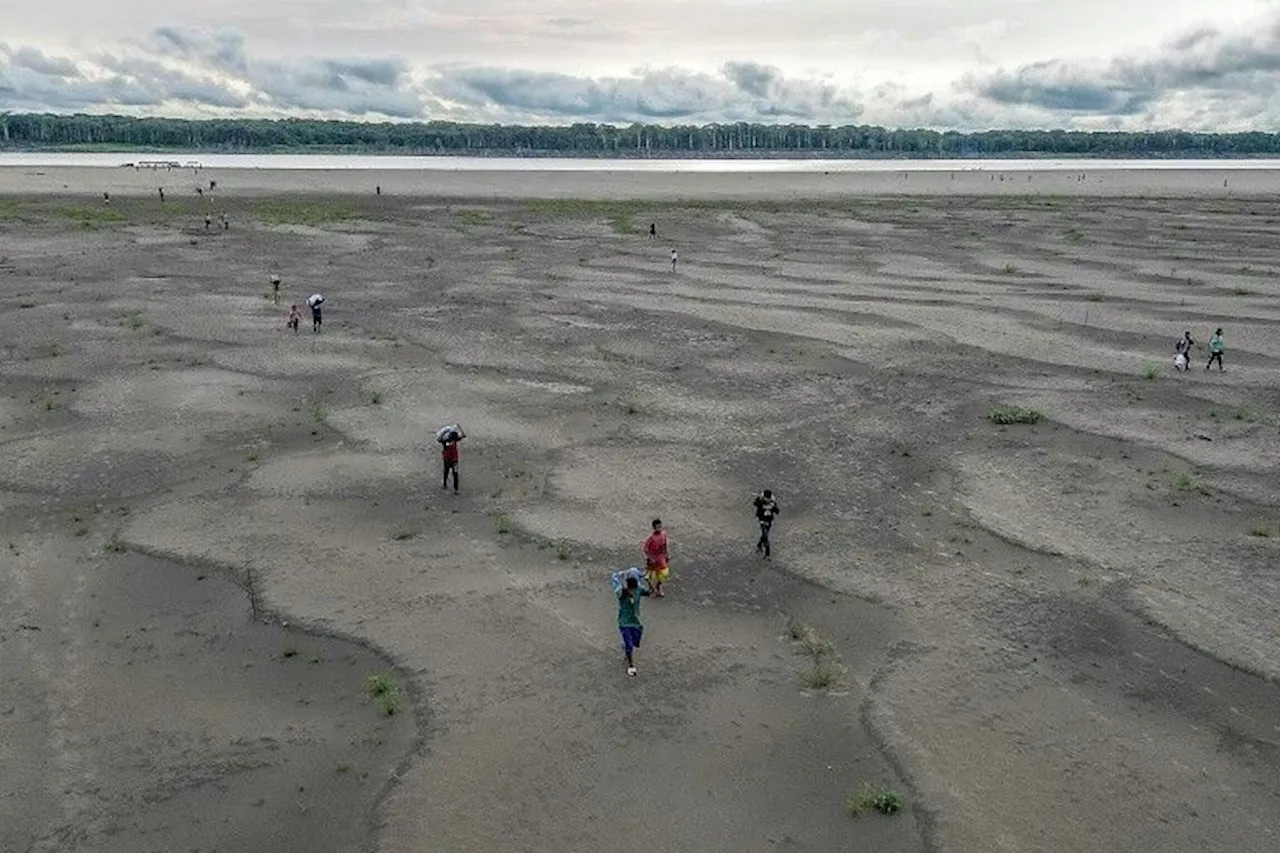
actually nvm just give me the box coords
[2,171,1279,853]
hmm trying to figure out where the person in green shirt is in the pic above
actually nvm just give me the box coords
[1206,328,1225,371]
[617,575,651,676]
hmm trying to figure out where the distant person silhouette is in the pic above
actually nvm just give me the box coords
[1206,328,1225,371]
[670,249,678,272]
[649,223,656,240]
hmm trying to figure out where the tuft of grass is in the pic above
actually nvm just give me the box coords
[785,614,808,640]
[456,209,494,227]
[103,533,128,554]
[799,658,840,690]
[1231,286,1252,296]
[1000,263,1020,275]
[1249,521,1272,538]
[987,405,1043,425]
[495,515,512,535]
[1174,471,1212,496]
[74,526,90,537]
[335,763,352,774]
[245,450,260,463]
[391,529,417,541]
[555,540,572,561]
[281,646,299,659]
[847,782,904,817]
[1064,227,1085,243]
[307,402,328,423]
[366,672,402,716]
[606,212,638,235]
[117,311,147,332]
[369,390,383,405]
[1085,291,1105,302]
[32,341,65,359]
[1140,361,1162,381]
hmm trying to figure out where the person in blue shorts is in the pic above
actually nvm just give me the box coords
[617,574,651,676]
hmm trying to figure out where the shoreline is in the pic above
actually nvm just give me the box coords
[3,165,1279,198]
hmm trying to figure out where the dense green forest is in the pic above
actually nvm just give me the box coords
[3,113,1280,157]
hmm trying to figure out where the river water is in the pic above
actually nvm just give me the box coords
[4,152,1280,172]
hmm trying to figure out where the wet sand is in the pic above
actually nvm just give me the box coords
[2,173,1279,853]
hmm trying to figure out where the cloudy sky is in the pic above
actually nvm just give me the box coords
[3,0,1280,129]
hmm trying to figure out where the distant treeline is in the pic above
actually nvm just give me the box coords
[4,113,1280,158]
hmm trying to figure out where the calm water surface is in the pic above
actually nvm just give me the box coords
[3,153,1280,172]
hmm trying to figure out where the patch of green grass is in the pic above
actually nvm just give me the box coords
[117,311,148,332]
[1248,521,1272,538]
[555,540,572,561]
[29,389,62,411]
[456,209,494,227]
[307,402,328,423]
[987,405,1043,425]
[495,515,512,535]
[1231,286,1252,296]
[1085,291,1105,302]
[245,450,260,463]
[847,782,904,817]
[1000,263,1020,275]
[255,201,364,226]
[32,341,65,358]
[606,212,638,235]
[56,204,127,227]
[1140,361,1162,381]
[1064,227,1085,243]
[1174,471,1212,496]
[799,658,840,690]
[366,672,402,716]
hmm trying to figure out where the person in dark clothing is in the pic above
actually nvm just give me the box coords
[649,223,657,240]
[617,574,651,676]
[1206,328,1225,371]
[753,490,780,558]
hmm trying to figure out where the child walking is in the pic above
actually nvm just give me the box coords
[286,304,301,334]
[644,518,670,597]
[617,575,651,676]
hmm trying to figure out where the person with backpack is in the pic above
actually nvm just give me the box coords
[1206,328,1226,371]
[753,489,780,558]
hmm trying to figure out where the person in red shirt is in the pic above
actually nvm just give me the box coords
[441,425,466,493]
[643,518,670,597]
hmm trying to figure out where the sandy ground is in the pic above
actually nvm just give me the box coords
[2,170,1279,853]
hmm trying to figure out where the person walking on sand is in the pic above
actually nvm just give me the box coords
[221,212,229,231]
[753,489,780,558]
[1206,328,1226,371]
[649,223,657,240]
[670,249,678,272]
[286,304,301,334]
[1174,331,1195,373]
[439,424,466,494]
[158,187,165,202]
[204,213,212,231]
[306,293,324,333]
[617,574,651,676]
[271,274,282,305]
[644,519,670,597]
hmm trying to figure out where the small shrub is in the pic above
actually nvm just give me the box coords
[1231,286,1252,296]
[307,402,327,423]
[391,529,416,541]
[1000,263,1020,275]
[785,615,807,640]
[495,515,512,535]
[1140,361,1161,381]
[366,672,396,696]
[799,658,840,690]
[33,342,65,358]
[103,533,127,554]
[847,783,904,817]
[1249,521,1272,538]
[1085,292,1105,302]
[281,646,299,659]
[369,391,383,405]
[1064,228,1085,243]
[1174,471,1212,496]
[378,691,401,716]
[987,406,1043,425]
[800,629,833,658]
[556,540,572,561]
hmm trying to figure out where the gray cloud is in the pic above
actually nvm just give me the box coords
[968,11,1280,119]
[434,63,860,122]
